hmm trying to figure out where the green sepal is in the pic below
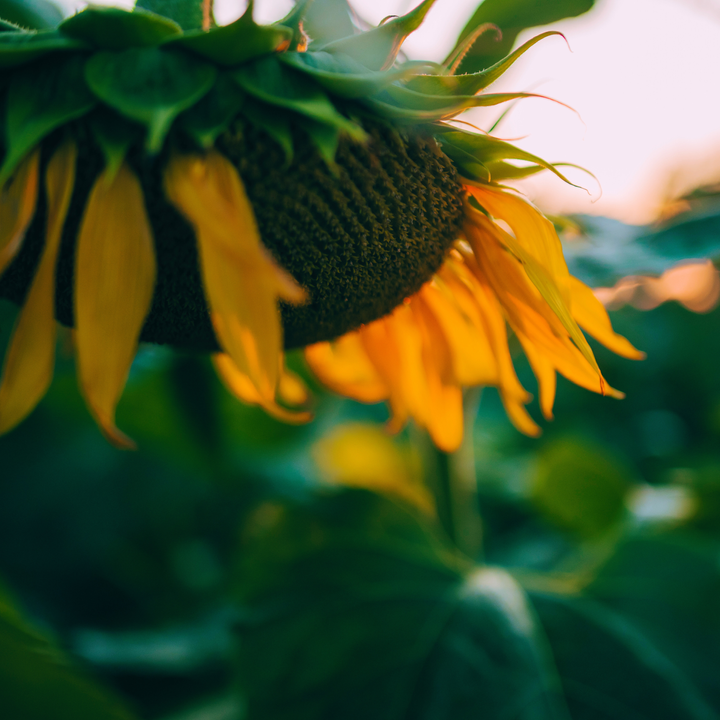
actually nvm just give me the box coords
[280,51,430,99]
[436,127,577,187]
[179,72,245,148]
[167,2,292,66]
[303,0,355,47]
[84,47,217,153]
[275,0,313,51]
[240,96,293,164]
[380,83,559,117]
[0,28,87,68]
[232,55,365,140]
[484,160,555,182]
[407,32,562,97]
[0,18,21,32]
[59,7,182,50]
[0,0,64,30]
[135,0,202,32]
[319,0,437,71]
[89,109,143,181]
[297,115,340,170]
[0,53,96,182]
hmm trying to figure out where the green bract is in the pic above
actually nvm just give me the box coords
[0,0,573,184]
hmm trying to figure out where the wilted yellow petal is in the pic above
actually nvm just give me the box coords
[75,163,157,450]
[165,152,304,404]
[0,141,76,433]
[304,333,389,403]
[0,149,40,275]
[213,353,312,424]
[568,275,645,360]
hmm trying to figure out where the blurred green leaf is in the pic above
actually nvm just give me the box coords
[135,0,202,31]
[0,585,137,720]
[234,490,568,719]
[564,212,720,288]
[454,0,594,74]
[531,437,634,538]
[0,0,64,29]
[303,0,357,46]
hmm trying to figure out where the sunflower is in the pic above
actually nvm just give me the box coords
[0,0,642,451]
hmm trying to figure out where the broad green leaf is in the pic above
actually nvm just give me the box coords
[407,32,562,97]
[240,96,294,163]
[233,56,364,138]
[59,7,181,50]
[531,592,718,720]
[454,0,594,74]
[0,53,95,182]
[0,585,137,719]
[0,28,86,68]
[168,2,292,66]
[0,0,64,30]
[564,207,720,288]
[234,490,566,720]
[319,0,437,71]
[179,72,245,148]
[84,47,217,153]
[135,0,202,31]
[531,437,634,538]
[280,51,428,99]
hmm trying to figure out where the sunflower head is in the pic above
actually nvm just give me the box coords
[0,0,642,449]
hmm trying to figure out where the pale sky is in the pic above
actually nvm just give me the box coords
[65,0,720,225]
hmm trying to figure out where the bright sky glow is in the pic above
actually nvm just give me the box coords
[64,0,720,224]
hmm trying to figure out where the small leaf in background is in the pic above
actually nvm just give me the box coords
[531,437,634,538]
[0,0,64,30]
[453,0,594,74]
[135,0,202,32]
[0,584,137,720]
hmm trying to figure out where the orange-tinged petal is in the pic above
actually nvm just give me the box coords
[304,333,389,403]
[0,149,39,275]
[75,163,157,450]
[0,141,76,433]
[213,353,312,424]
[567,275,645,360]
[164,152,305,403]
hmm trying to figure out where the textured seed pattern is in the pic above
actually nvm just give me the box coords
[0,119,465,350]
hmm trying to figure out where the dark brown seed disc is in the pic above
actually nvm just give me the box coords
[0,118,465,351]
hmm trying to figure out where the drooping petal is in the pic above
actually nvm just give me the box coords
[164,151,305,405]
[304,332,389,403]
[0,149,40,275]
[567,275,645,360]
[0,141,76,434]
[212,353,312,424]
[75,163,157,449]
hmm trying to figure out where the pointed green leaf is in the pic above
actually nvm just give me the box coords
[408,32,563,97]
[89,110,143,181]
[59,7,181,50]
[0,586,138,720]
[276,0,314,51]
[303,0,356,47]
[0,53,95,182]
[232,55,364,138]
[0,0,64,30]
[240,97,294,163]
[135,0,202,32]
[0,28,86,68]
[297,115,340,168]
[453,0,594,74]
[179,72,245,148]
[319,0,438,71]
[84,47,216,153]
[280,51,429,99]
[168,3,292,66]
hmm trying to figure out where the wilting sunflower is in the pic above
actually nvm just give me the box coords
[0,0,642,451]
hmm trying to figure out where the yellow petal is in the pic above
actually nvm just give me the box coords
[213,353,312,424]
[567,275,645,360]
[0,141,76,433]
[164,152,305,404]
[304,333,389,403]
[75,163,157,450]
[0,149,40,275]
